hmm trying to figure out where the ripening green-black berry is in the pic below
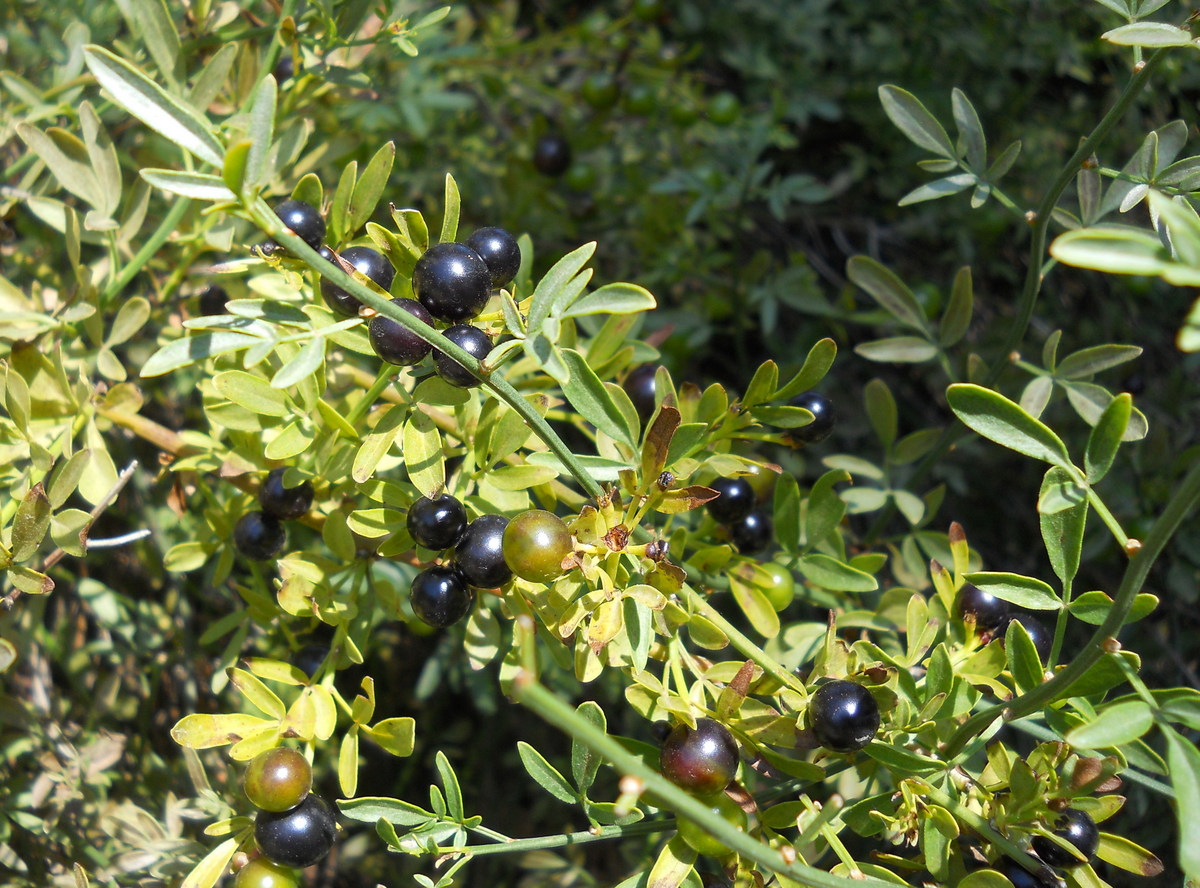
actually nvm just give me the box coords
[706,91,740,126]
[956,583,1010,633]
[632,0,664,21]
[463,227,521,290]
[1032,809,1099,868]
[624,83,657,116]
[675,791,747,858]
[669,101,700,127]
[1005,613,1053,663]
[786,392,836,446]
[729,509,773,554]
[707,477,755,524]
[368,298,435,366]
[533,133,572,177]
[581,72,620,110]
[198,284,228,316]
[623,364,660,423]
[407,493,468,551]
[320,245,394,316]
[234,857,300,888]
[244,747,312,813]
[273,199,325,250]
[413,242,492,322]
[410,566,474,628]
[259,468,314,521]
[234,511,287,561]
[454,514,512,588]
[660,718,739,794]
[434,324,492,388]
[758,562,796,611]
[502,510,573,584]
[254,793,336,868]
[808,680,880,753]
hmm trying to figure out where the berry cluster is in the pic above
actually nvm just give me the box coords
[233,468,315,562]
[956,583,1053,662]
[706,476,774,555]
[406,496,575,628]
[658,718,748,857]
[235,748,336,885]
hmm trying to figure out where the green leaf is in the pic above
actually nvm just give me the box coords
[1066,700,1154,749]
[561,349,637,450]
[864,379,897,447]
[270,337,325,390]
[741,360,777,410]
[403,410,444,497]
[338,796,434,827]
[846,256,929,333]
[528,243,597,333]
[1039,467,1088,586]
[1062,382,1147,441]
[141,330,263,376]
[560,282,657,319]
[799,553,879,592]
[571,701,607,795]
[435,751,463,820]
[1050,226,1187,278]
[878,85,955,158]
[47,450,92,509]
[951,88,986,171]
[806,469,849,548]
[339,728,359,798]
[897,173,975,206]
[350,141,395,234]
[11,483,52,562]
[1004,619,1043,694]
[1103,21,1194,46]
[439,173,460,244]
[773,472,801,552]
[189,43,237,111]
[82,46,223,167]
[774,337,836,401]
[517,741,576,804]
[1095,833,1165,878]
[244,76,276,190]
[1067,590,1158,626]
[213,371,288,416]
[940,267,973,347]
[16,124,102,209]
[228,667,285,719]
[329,161,357,245]
[856,336,939,364]
[1084,393,1131,482]
[115,0,182,91]
[648,835,698,888]
[946,384,1073,469]
[354,405,404,484]
[1056,344,1142,379]
[179,837,239,888]
[963,572,1061,610]
[106,297,151,347]
[729,575,780,638]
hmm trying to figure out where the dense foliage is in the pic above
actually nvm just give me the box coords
[2,2,1200,888]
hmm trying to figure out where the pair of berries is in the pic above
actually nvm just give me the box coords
[707,476,774,555]
[991,809,1100,886]
[406,496,575,628]
[658,719,748,857]
[233,468,315,561]
[238,748,336,880]
[956,583,1053,662]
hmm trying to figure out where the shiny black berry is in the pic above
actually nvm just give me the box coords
[273,199,325,250]
[254,793,336,868]
[786,392,836,446]
[957,583,1010,633]
[321,246,394,316]
[273,56,295,83]
[198,284,228,315]
[369,298,435,365]
[463,227,521,290]
[659,718,739,794]
[234,511,287,561]
[1031,809,1099,869]
[410,566,474,628]
[623,365,659,423]
[995,859,1055,888]
[259,468,314,521]
[407,494,468,551]
[533,133,572,177]
[454,514,512,588]
[1006,613,1053,663]
[707,477,755,524]
[434,324,492,388]
[729,509,773,554]
[413,242,492,322]
[808,680,880,753]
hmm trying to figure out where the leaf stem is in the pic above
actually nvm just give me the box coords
[436,819,668,857]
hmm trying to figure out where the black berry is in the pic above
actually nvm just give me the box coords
[729,509,773,554]
[454,514,512,588]
[412,242,492,322]
[786,392,836,446]
[254,793,336,868]
[407,493,468,551]
[321,245,394,316]
[533,133,572,177]
[234,511,287,561]
[623,364,659,423]
[1031,808,1099,869]
[995,860,1055,888]
[259,468,314,521]
[368,298,435,365]
[1006,613,1053,663]
[409,565,474,628]
[659,718,739,794]
[956,583,1011,633]
[463,227,521,290]
[273,56,295,83]
[273,199,325,251]
[434,324,492,388]
[808,680,880,753]
[707,477,756,524]
[198,284,228,315]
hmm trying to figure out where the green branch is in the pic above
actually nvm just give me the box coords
[435,819,668,857]
[102,195,191,303]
